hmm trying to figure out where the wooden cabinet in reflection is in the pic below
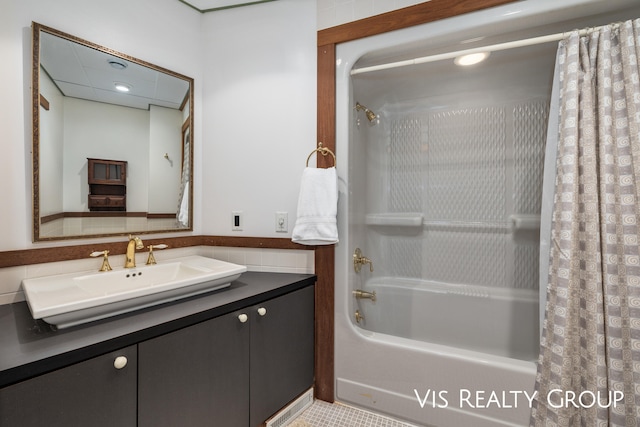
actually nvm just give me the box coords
[88,158,127,212]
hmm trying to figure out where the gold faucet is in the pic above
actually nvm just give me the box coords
[125,235,143,268]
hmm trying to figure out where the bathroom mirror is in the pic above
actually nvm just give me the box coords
[32,22,194,241]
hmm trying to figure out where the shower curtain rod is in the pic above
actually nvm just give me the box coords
[350,26,600,75]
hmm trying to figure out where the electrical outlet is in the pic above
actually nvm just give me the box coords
[275,212,288,233]
[232,211,243,231]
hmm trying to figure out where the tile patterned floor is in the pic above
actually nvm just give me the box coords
[290,400,418,427]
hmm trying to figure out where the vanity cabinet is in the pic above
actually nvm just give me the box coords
[0,274,315,427]
[138,285,315,427]
[87,158,127,211]
[249,285,315,426]
[138,309,250,426]
[0,346,137,427]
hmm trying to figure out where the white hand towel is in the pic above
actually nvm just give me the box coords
[292,167,338,245]
[177,182,190,227]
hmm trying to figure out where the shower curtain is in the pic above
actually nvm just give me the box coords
[531,19,640,426]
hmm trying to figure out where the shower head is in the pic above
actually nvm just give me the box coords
[355,102,377,122]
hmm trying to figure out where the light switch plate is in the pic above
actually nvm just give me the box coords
[232,211,243,231]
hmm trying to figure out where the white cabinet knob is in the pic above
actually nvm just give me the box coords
[113,356,128,369]
[257,307,267,316]
[238,313,248,323]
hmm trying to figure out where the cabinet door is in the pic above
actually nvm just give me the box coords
[88,159,126,184]
[250,285,315,426]
[0,346,137,427]
[138,311,250,427]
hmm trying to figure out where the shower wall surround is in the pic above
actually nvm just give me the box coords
[357,95,549,291]
[380,100,548,289]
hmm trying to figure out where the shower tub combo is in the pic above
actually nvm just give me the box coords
[333,1,640,426]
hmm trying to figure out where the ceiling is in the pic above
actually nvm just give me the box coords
[179,0,277,13]
[40,31,189,111]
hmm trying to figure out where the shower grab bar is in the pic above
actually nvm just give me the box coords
[306,142,336,167]
[353,289,376,302]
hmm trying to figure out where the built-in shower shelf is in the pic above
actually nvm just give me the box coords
[365,213,424,227]
[365,214,541,232]
[422,220,509,231]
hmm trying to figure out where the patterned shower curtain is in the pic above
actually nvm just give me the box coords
[531,20,640,426]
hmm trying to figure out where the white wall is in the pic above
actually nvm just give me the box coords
[40,98,183,215]
[0,0,203,250]
[0,0,398,252]
[38,70,64,217]
[63,98,150,212]
[200,0,317,237]
[316,0,426,30]
[149,105,183,214]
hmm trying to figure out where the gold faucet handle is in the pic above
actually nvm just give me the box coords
[146,244,169,265]
[90,250,112,272]
[353,248,374,273]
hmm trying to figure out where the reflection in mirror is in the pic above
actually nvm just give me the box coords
[32,22,194,241]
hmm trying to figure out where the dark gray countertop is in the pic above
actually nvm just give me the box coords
[0,271,316,388]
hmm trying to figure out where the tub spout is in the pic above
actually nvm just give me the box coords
[353,289,377,302]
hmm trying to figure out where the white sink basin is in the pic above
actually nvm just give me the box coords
[21,255,247,329]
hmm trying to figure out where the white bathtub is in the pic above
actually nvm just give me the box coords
[337,279,539,425]
[335,316,538,426]
[358,278,539,362]
[337,280,539,426]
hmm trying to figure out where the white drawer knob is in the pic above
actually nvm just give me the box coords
[114,356,128,369]
[238,313,248,323]
[257,307,267,316]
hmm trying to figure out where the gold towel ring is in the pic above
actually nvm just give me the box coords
[306,142,336,167]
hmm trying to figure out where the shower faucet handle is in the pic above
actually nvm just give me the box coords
[353,248,374,273]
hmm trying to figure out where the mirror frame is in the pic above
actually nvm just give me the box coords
[32,22,194,241]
